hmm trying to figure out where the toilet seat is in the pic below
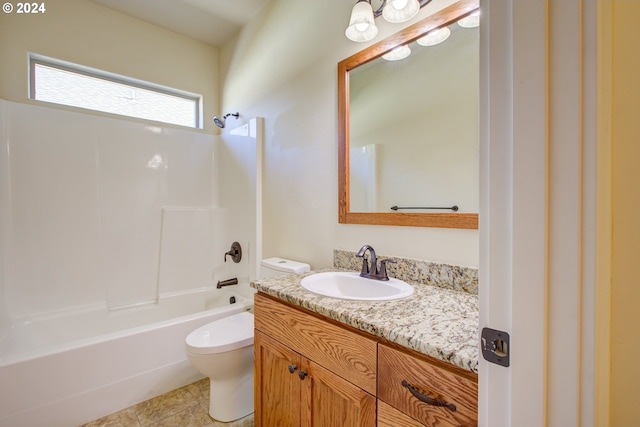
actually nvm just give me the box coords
[185,311,254,355]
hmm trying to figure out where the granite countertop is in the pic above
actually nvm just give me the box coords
[250,269,479,373]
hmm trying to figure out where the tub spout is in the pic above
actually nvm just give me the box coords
[217,277,238,289]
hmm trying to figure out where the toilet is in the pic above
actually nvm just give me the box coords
[184,257,310,422]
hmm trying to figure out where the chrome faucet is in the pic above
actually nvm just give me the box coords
[356,245,396,281]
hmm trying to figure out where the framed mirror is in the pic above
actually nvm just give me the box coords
[338,0,479,228]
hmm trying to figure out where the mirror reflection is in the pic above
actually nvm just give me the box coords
[349,21,478,213]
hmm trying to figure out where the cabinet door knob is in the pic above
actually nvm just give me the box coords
[401,380,457,412]
[288,364,297,374]
[298,370,308,380]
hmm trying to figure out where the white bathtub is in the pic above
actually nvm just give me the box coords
[0,287,253,427]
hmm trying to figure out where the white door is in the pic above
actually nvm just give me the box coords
[479,1,597,426]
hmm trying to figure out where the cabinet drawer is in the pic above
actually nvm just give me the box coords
[254,293,377,394]
[378,401,426,427]
[378,344,478,427]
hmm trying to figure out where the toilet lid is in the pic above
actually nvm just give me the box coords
[185,311,254,355]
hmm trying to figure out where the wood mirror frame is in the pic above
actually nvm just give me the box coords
[338,0,479,229]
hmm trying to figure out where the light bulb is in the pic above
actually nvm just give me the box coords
[390,0,408,10]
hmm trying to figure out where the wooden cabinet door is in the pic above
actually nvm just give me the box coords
[255,330,302,427]
[301,359,376,427]
[254,294,377,394]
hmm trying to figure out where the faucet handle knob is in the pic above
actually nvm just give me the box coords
[378,259,397,281]
[224,241,242,263]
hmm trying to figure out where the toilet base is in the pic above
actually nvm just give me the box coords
[208,371,254,422]
[184,311,255,423]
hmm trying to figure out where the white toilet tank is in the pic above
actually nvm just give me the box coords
[260,257,310,279]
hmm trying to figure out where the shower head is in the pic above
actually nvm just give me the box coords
[213,112,239,128]
[212,116,225,128]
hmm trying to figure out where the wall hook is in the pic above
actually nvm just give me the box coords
[224,241,242,263]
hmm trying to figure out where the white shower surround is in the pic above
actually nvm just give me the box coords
[0,99,263,425]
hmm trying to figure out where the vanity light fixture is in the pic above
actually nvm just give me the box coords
[382,44,412,61]
[457,10,479,28]
[345,0,427,42]
[345,1,378,42]
[416,26,451,46]
[382,0,420,23]
[382,12,477,61]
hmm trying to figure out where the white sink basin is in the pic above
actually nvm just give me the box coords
[300,271,414,301]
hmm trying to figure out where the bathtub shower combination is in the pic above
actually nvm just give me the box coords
[0,100,264,427]
[0,287,252,427]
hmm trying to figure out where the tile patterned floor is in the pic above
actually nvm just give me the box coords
[80,379,254,427]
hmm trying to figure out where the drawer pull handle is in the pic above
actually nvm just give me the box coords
[288,364,297,374]
[401,380,457,412]
[298,370,308,380]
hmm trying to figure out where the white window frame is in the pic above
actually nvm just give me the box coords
[28,53,203,129]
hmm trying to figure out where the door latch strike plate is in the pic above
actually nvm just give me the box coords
[481,327,510,367]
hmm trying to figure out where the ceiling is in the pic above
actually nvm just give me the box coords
[88,0,271,47]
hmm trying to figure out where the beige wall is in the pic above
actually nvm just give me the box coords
[609,0,640,424]
[220,0,479,269]
[0,0,220,133]
[0,0,478,267]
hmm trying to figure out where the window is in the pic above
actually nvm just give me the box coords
[29,54,202,128]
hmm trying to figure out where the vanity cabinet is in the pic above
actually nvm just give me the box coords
[378,344,478,427]
[254,293,478,427]
[254,294,377,427]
